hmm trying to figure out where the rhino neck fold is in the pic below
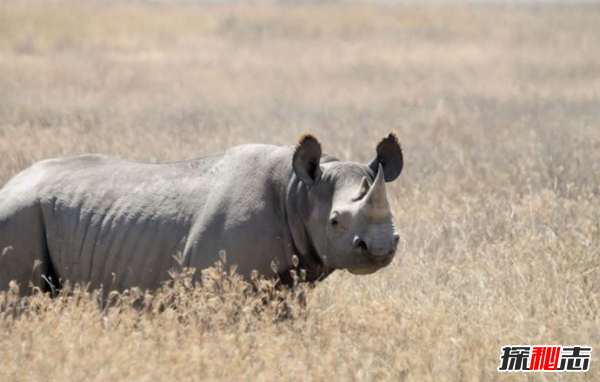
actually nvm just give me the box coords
[285,177,333,283]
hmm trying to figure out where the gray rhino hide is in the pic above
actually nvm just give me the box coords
[0,135,402,295]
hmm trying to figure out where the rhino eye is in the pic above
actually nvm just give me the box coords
[330,217,339,227]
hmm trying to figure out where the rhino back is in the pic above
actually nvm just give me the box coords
[31,145,295,290]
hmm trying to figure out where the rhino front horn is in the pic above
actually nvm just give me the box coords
[361,164,389,218]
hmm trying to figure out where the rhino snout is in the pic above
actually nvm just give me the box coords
[352,232,399,257]
[352,235,368,251]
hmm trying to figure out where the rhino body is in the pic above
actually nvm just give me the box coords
[0,134,403,294]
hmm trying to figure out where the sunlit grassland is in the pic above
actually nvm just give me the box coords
[0,2,599,381]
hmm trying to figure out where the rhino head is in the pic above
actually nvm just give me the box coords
[289,133,403,278]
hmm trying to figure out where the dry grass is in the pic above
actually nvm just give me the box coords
[1,1,600,381]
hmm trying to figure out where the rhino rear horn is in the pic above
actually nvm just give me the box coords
[368,133,403,182]
[293,134,322,185]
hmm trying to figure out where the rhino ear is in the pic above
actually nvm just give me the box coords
[293,134,322,185]
[368,132,403,182]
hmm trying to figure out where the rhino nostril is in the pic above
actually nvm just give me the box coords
[393,232,400,246]
[352,236,368,252]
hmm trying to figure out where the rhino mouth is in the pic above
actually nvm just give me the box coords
[356,243,396,264]
[366,252,395,264]
[346,250,395,275]
[347,259,392,275]
[352,236,396,264]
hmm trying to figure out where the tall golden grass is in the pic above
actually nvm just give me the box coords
[0,2,599,381]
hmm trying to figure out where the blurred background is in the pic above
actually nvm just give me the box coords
[1,2,598,197]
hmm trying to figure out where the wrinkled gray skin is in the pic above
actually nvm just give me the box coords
[0,134,403,295]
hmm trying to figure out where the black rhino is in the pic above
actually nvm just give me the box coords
[0,133,403,294]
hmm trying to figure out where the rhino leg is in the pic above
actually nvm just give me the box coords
[0,203,56,296]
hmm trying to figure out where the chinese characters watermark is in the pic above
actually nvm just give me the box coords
[498,346,592,372]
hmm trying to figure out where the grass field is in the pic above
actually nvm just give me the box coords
[1,1,599,381]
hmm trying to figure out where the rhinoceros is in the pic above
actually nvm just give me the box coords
[0,133,403,295]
